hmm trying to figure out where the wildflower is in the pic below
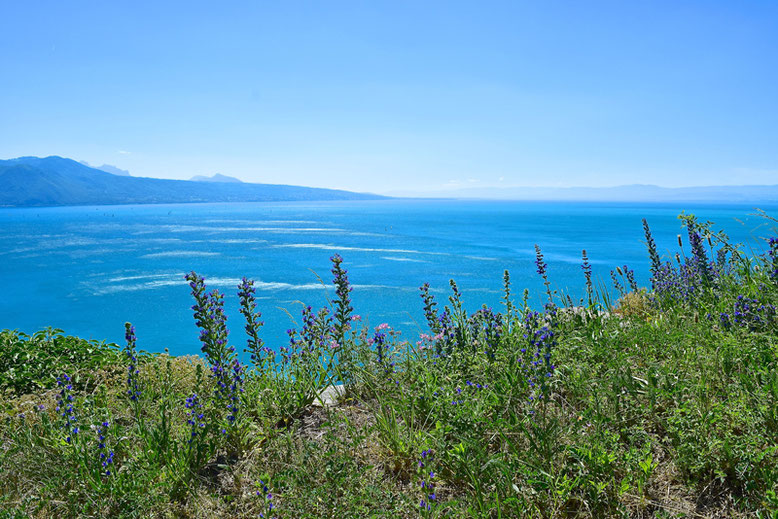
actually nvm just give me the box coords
[371,325,388,366]
[124,322,141,401]
[502,269,514,327]
[56,374,78,443]
[290,304,333,354]
[535,244,553,302]
[470,305,501,360]
[418,450,437,512]
[610,269,625,296]
[185,272,230,358]
[430,310,455,357]
[518,307,557,404]
[95,421,114,477]
[729,295,776,331]
[581,249,593,303]
[687,222,712,285]
[643,218,662,277]
[237,277,266,368]
[330,254,353,344]
[419,283,440,333]
[719,312,732,330]
[185,393,205,443]
[185,272,244,429]
[256,479,277,518]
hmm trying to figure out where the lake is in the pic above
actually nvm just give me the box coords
[1,199,775,357]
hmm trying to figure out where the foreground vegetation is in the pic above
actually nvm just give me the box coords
[1,214,777,518]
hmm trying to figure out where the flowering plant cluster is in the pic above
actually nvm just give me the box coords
[418,280,500,360]
[185,272,245,430]
[288,305,333,354]
[643,218,725,307]
[517,306,557,404]
[715,295,777,331]
[468,306,502,361]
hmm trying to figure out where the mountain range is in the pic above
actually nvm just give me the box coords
[3,156,776,207]
[78,161,131,177]
[0,156,384,207]
[387,183,778,203]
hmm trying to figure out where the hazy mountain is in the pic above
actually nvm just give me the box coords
[190,173,242,183]
[78,161,131,176]
[95,164,131,177]
[0,156,385,207]
[386,184,778,203]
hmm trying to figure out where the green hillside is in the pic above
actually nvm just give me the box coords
[0,156,385,207]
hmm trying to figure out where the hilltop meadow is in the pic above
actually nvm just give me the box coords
[1,213,777,518]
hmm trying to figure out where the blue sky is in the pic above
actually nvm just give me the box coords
[1,1,776,193]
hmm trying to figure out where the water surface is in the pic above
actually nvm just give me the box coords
[1,200,774,356]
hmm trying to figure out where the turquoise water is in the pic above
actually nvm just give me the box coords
[1,200,775,356]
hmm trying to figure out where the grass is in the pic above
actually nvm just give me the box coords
[1,214,777,518]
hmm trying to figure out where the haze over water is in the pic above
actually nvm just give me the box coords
[1,199,774,357]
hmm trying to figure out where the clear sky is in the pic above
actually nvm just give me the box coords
[1,1,776,194]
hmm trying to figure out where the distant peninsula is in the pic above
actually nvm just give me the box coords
[0,156,385,207]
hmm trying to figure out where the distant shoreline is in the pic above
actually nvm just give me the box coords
[3,197,778,211]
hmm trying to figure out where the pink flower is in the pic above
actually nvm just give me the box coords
[376,323,389,330]
[351,315,361,321]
